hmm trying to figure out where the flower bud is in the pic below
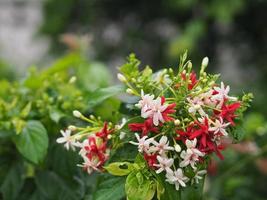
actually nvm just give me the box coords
[117,73,127,82]
[126,88,134,95]
[73,110,82,118]
[174,119,180,126]
[68,125,77,131]
[107,134,112,139]
[174,144,181,152]
[202,57,209,67]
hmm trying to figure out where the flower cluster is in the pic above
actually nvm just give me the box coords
[57,111,113,173]
[56,53,252,199]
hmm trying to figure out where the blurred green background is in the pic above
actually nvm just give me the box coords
[0,0,267,199]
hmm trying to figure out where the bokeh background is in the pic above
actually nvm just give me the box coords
[0,0,267,199]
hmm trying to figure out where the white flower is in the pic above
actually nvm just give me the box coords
[78,138,90,157]
[143,97,168,126]
[165,168,189,190]
[150,136,174,155]
[78,156,100,174]
[187,97,206,117]
[192,170,207,184]
[211,82,237,108]
[153,70,172,87]
[209,117,230,137]
[129,133,154,153]
[180,139,205,169]
[154,155,174,174]
[135,90,155,115]
[56,129,78,151]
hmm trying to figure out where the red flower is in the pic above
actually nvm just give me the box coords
[86,137,109,166]
[189,118,210,148]
[129,118,159,136]
[219,102,241,125]
[188,71,198,90]
[180,71,198,90]
[144,153,157,169]
[96,122,113,140]
[161,97,176,122]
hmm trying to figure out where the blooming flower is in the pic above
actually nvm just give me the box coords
[180,139,205,169]
[219,102,241,125]
[211,82,237,108]
[209,117,230,137]
[165,168,189,190]
[187,97,206,117]
[129,133,154,153]
[129,118,159,136]
[135,90,155,115]
[150,136,174,155]
[142,97,168,126]
[78,156,100,174]
[154,155,174,174]
[56,129,78,151]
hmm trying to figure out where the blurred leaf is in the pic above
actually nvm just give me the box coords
[35,171,83,200]
[93,175,125,200]
[0,162,24,200]
[13,121,48,164]
[87,85,125,108]
[125,171,156,200]
[20,102,32,118]
[49,107,65,123]
[78,62,111,91]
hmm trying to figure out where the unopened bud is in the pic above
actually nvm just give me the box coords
[187,61,192,70]
[117,73,127,82]
[126,88,134,95]
[174,144,181,152]
[73,110,82,118]
[202,57,209,67]
[174,119,180,126]
[68,125,77,131]
[107,134,112,139]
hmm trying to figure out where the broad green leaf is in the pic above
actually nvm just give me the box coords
[0,162,24,200]
[93,175,125,200]
[49,107,65,123]
[13,120,48,164]
[87,85,125,108]
[125,171,156,200]
[78,62,111,91]
[35,171,83,200]
[104,162,134,176]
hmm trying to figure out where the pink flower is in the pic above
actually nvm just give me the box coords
[150,136,174,155]
[154,155,174,174]
[129,133,154,153]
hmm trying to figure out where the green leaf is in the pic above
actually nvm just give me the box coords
[20,102,32,118]
[49,107,65,123]
[78,62,111,91]
[87,85,125,108]
[93,175,125,200]
[35,171,83,200]
[125,171,156,200]
[104,162,134,176]
[0,162,24,200]
[119,54,140,78]
[13,120,48,164]
[232,125,245,142]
